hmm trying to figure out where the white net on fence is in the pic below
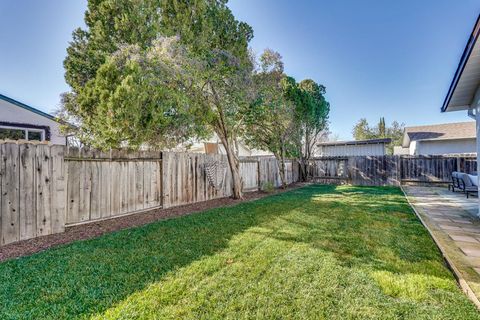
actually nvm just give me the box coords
[204,160,228,190]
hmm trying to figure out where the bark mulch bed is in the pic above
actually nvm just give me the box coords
[0,184,306,263]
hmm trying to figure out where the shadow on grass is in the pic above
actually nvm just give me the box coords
[264,185,451,276]
[0,187,309,319]
[0,184,468,319]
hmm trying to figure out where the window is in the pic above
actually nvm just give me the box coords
[0,125,45,142]
[27,130,43,141]
[0,127,26,140]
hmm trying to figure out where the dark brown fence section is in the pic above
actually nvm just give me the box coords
[308,157,349,184]
[401,156,452,183]
[309,155,476,186]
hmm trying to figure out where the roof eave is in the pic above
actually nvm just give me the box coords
[0,93,57,121]
[413,136,476,142]
[442,14,480,113]
[317,138,392,147]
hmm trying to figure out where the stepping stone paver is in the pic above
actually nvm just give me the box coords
[460,248,480,258]
[439,224,463,231]
[451,219,473,224]
[450,235,479,243]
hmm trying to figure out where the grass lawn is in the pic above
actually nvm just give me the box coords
[1,185,479,319]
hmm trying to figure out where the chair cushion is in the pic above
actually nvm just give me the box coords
[459,173,474,187]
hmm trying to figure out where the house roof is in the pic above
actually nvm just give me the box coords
[0,93,56,121]
[402,121,476,147]
[318,138,391,147]
[442,14,480,112]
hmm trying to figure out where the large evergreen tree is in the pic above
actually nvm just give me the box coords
[62,0,253,199]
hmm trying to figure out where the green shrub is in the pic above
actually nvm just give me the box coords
[261,181,275,193]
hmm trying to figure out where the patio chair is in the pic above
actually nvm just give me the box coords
[448,171,457,191]
[449,171,460,192]
[458,173,478,198]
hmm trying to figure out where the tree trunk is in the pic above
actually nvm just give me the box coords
[277,147,287,189]
[278,161,287,188]
[220,135,243,199]
[299,158,308,182]
[300,131,311,182]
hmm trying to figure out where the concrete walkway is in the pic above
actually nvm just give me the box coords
[403,186,480,307]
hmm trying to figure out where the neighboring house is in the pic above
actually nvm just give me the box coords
[0,93,67,145]
[181,135,273,157]
[394,122,476,155]
[317,138,391,156]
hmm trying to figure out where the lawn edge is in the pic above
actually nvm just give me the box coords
[0,183,310,263]
[400,186,480,310]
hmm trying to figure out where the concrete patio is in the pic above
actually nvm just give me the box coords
[403,185,480,307]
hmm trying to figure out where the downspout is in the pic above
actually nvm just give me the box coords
[468,108,476,120]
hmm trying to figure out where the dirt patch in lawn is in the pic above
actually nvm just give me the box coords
[0,184,305,263]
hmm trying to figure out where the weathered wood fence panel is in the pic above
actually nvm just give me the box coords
[65,149,162,225]
[259,157,281,187]
[240,160,259,192]
[1,144,302,246]
[0,143,65,245]
[309,155,476,186]
[349,156,401,186]
[257,158,299,188]
[400,156,458,183]
[162,152,233,208]
[308,157,349,184]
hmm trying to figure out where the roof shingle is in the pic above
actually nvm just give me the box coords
[404,122,476,144]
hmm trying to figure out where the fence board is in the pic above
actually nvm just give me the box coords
[35,144,52,236]
[89,160,102,220]
[1,144,20,244]
[50,145,66,234]
[99,161,111,219]
[19,143,36,240]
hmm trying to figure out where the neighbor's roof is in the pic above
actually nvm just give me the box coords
[402,121,475,147]
[0,93,56,121]
[442,14,480,112]
[318,138,391,147]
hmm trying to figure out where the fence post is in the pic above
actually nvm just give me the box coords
[161,151,171,209]
[257,159,261,190]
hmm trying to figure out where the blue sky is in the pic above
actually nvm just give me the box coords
[0,1,479,139]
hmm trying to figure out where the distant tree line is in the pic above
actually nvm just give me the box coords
[352,117,405,154]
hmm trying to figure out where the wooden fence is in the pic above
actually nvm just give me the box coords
[65,149,163,225]
[162,152,232,208]
[0,143,66,245]
[0,142,299,245]
[309,155,477,186]
[4,142,474,247]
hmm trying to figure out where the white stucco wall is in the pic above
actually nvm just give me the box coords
[414,138,476,155]
[408,141,417,155]
[393,146,409,155]
[317,143,386,156]
[0,98,66,145]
